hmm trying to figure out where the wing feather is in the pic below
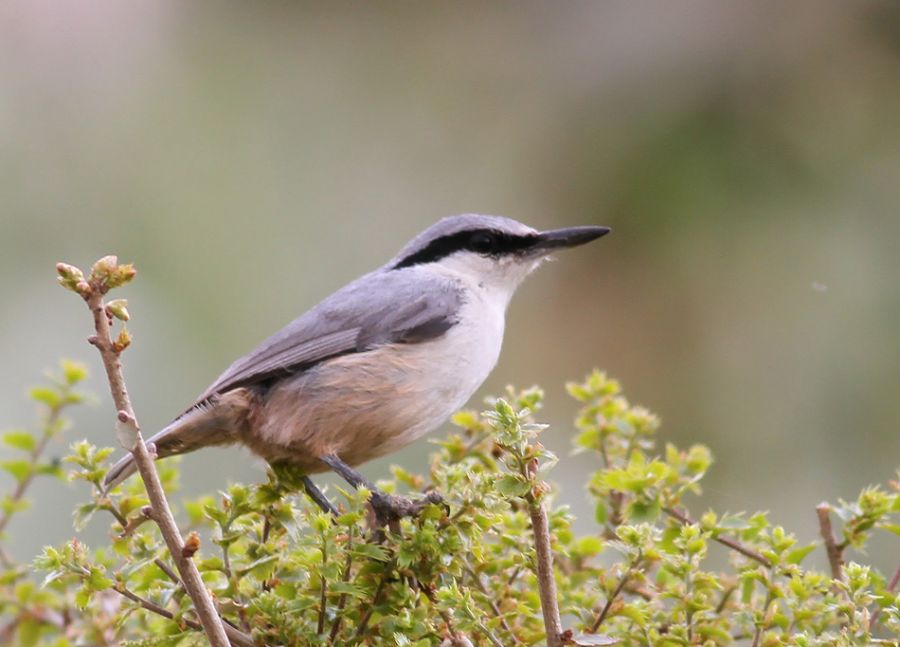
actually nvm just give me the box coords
[188,270,462,410]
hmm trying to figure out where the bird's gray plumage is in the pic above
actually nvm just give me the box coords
[190,268,463,412]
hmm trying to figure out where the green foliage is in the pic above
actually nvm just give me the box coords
[1,369,898,645]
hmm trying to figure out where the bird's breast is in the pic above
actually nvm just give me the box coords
[252,292,506,468]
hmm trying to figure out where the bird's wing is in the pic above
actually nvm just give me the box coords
[187,270,462,410]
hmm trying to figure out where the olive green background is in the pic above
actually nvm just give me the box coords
[1,2,898,569]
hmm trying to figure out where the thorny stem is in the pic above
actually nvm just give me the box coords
[665,507,771,568]
[815,503,843,581]
[77,269,231,647]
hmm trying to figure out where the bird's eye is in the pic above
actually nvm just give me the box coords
[469,231,498,255]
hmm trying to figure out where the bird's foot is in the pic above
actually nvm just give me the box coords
[368,490,445,528]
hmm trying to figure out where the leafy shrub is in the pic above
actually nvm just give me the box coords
[1,364,897,646]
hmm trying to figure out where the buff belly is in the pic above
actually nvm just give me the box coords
[241,304,504,473]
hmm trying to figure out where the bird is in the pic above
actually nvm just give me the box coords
[104,214,609,521]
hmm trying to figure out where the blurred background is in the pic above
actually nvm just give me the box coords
[1,2,897,570]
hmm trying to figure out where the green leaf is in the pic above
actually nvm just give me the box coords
[595,500,609,525]
[73,503,100,531]
[29,386,62,408]
[573,536,604,557]
[61,359,89,384]
[495,475,531,498]
[1,459,32,483]
[350,543,389,562]
[627,499,661,523]
[786,542,818,565]
[3,430,36,452]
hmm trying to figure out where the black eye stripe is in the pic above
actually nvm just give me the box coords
[393,229,537,269]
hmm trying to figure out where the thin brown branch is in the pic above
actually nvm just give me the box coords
[354,566,389,639]
[665,507,771,568]
[815,503,843,581]
[417,580,461,641]
[73,264,230,647]
[528,495,564,647]
[154,558,182,587]
[327,529,355,644]
[113,584,258,647]
[590,552,640,633]
[870,565,899,626]
[316,534,327,635]
[463,564,517,641]
[0,545,14,569]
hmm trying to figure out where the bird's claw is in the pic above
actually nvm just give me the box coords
[368,490,445,527]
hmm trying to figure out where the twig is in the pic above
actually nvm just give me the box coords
[154,558,182,587]
[114,584,258,647]
[715,585,736,615]
[417,580,462,642]
[870,565,899,626]
[64,260,231,647]
[327,529,355,644]
[815,503,843,581]
[0,545,14,569]
[354,566,389,639]
[0,399,65,540]
[463,564,517,640]
[527,495,564,647]
[590,552,640,633]
[316,532,327,635]
[665,507,771,568]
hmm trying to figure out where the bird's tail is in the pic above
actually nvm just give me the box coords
[102,407,236,492]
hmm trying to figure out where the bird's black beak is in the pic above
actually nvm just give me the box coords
[531,225,611,253]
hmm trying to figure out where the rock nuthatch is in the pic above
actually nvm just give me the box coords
[104,214,609,520]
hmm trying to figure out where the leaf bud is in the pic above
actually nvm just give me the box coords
[181,531,201,558]
[105,299,130,321]
[90,255,118,284]
[56,262,86,292]
[112,328,132,353]
[108,263,136,289]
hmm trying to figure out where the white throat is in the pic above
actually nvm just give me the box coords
[428,252,543,309]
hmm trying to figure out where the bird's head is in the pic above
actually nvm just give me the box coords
[388,214,610,302]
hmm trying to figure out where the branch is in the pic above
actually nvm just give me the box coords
[590,552,640,633]
[114,584,258,647]
[815,503,843,581]
[665,507,771,568]
[0,383,75,548]
[58,258,231,647]
[870,565,899,626]
[0,412,58,538]
[528,494,564,647]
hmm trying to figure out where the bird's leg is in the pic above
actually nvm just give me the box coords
[302,476,339,516]
[319,454,443,527]
[319,455,376,490]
